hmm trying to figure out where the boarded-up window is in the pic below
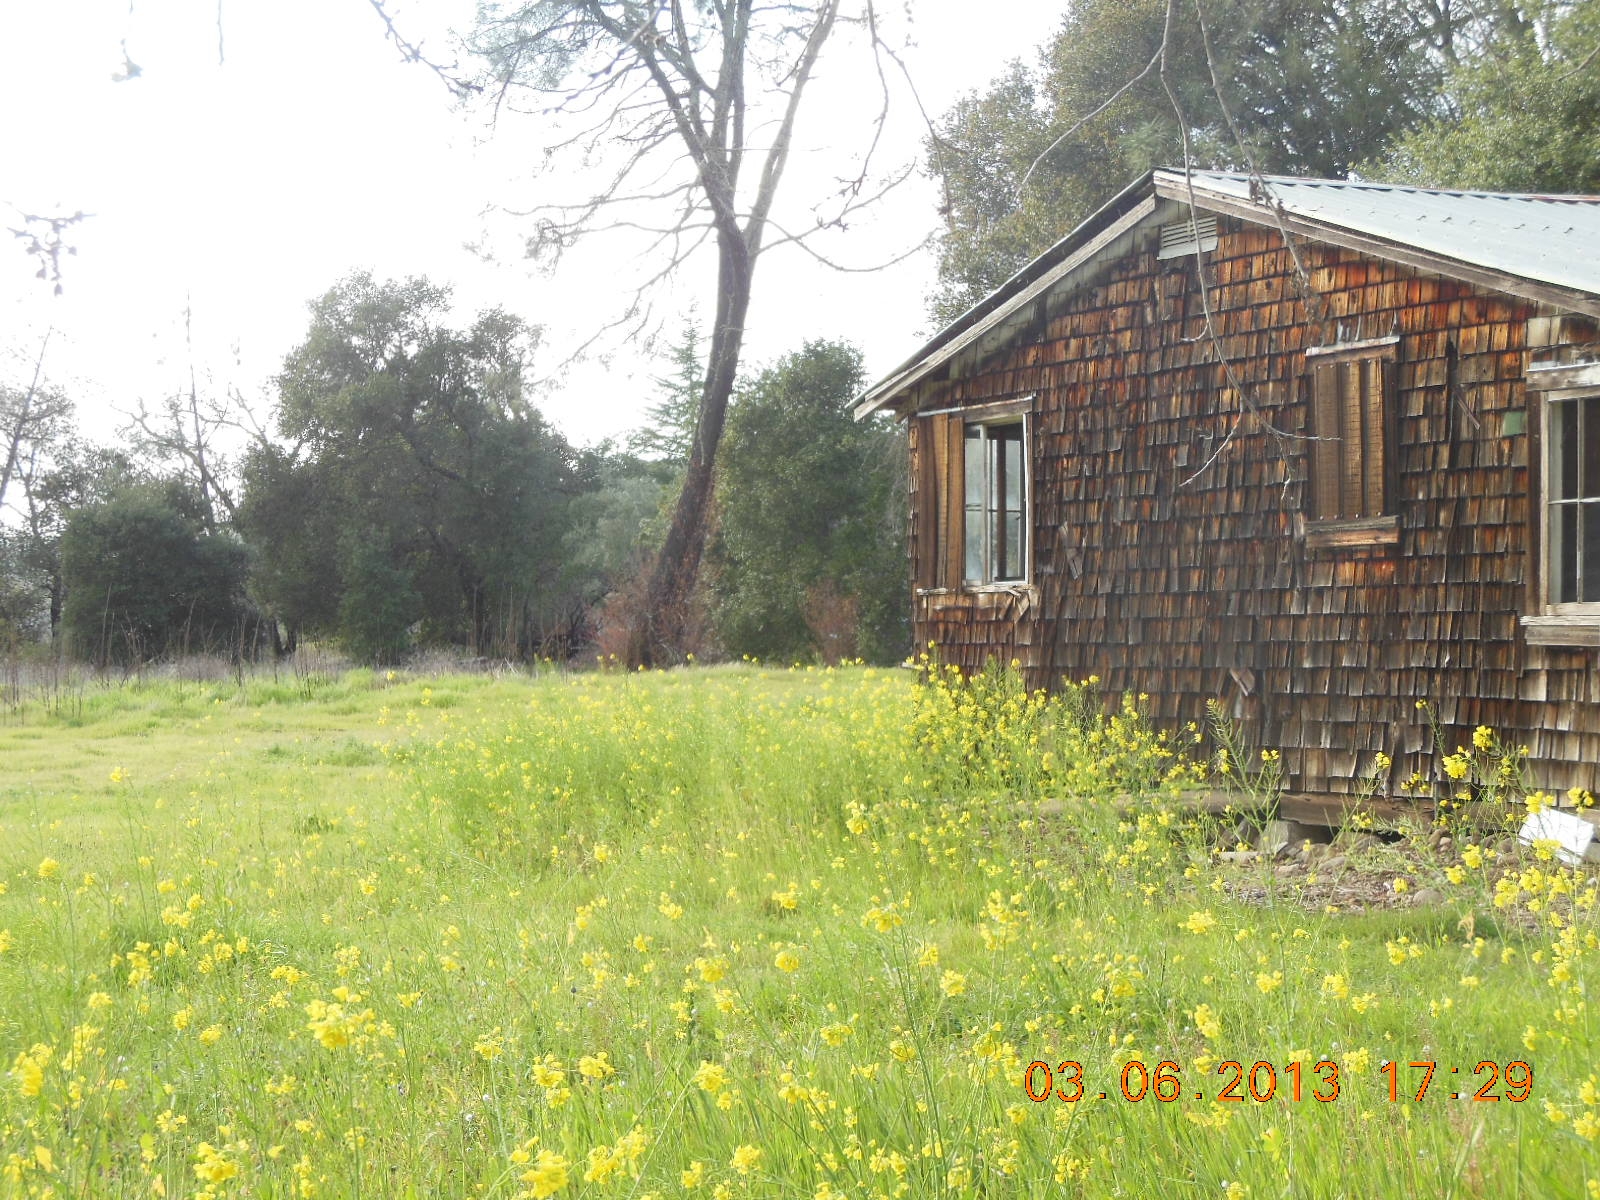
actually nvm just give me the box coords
[1546,394,1600,605]
[1308,345,1396,522]
[916,407,1030,588]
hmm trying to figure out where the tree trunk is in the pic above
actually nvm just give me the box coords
[630,231,753,666]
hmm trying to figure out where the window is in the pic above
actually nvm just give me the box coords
[1544,394,1600,606]
[1306,339,1397,537]
[916,402,1032,591]
[1522,358,1600,645]
[964,422,1027,583]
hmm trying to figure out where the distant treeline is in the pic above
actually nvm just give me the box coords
[0,274,907,667]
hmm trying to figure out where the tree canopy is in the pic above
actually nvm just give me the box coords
[712,339,907,664]
[238,273,584,661]
[59,482,252,665]
[1365,2,1600,193]
[925,0,1550,322]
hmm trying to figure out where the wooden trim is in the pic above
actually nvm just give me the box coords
[1310,362,1339,521]
[1381,357,1399,516]
[1522,615,1600,647]
[1304,515,1400,548]
[1305,336,1400,362]
[939,413,964,591]
[1526,361,1600,391]
[913,416,937,591]
[914,395,1035,420]
[1527,389,1544,616]
[960,583,1039,597]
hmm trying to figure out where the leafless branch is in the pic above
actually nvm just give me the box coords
[7,210,90,296]
[0,328,57,515]
[367,0,482,96]
[1017,46,1163,199]
[758,218,931,272]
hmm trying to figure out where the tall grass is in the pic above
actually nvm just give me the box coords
[0,664,1593,1197]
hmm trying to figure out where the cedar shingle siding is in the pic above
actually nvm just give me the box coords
[900,214,1600,797]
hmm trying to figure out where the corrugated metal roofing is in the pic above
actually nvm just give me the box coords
[1172,170,1600,299]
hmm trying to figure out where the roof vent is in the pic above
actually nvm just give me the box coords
[1157,214,1218,260]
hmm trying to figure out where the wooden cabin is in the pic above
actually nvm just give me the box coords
[857,170,1600,800]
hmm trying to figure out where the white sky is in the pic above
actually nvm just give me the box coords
[0,1,1064,449]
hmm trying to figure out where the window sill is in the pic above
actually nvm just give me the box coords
[963,581,1035,594]
[1522,615,1600,648]
[916,584,1038,601]
[1303,515,1399,549]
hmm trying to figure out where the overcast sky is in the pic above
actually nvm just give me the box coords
[1,1,1065,448]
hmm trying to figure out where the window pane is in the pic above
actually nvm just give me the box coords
[1585,397,1600,499]
[1553,400,1578,501]
[1585,501,1600,603]
[1002,427,1023,512]
[964,426,985,581]
[1556,501,1579,603]
[1001,514,1024,580]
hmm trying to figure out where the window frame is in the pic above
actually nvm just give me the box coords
[914,398,1034,595]
[1517,359,1600,647]
[962,417,1030,587]
[1538,390,1600,619]
[1304,337,1400,548]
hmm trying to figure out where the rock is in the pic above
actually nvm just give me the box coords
[1275,864,1300,878]
[1320,854,1348,874]
[1258,819,1293,855]
[1409,887,1445,905]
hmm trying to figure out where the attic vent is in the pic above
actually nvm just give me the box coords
[1156,214,1218,260]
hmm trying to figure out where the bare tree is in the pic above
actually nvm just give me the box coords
[382,0,919,664]
[0,334,77,642]
[0,331,72,516]
[119,303,273,531]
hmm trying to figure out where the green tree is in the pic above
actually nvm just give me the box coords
[929,0,1466,321]
[712,340,908,664]
[59,483,251,665]
[234,443,342,649]
[336,537,423,665]
[1366,3,1600,193]
[627,322,704,468]
[238,273,584,659]
[9,441,143,646]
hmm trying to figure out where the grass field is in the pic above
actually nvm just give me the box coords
[0,662,1596,1198]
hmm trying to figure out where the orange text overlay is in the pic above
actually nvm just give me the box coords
[1022,1059,1534,1105]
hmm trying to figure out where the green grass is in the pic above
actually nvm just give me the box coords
[0,663,1595,1198]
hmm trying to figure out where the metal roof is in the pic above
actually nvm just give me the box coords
[856,169,1600,419]
[1170,170,1600,299]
